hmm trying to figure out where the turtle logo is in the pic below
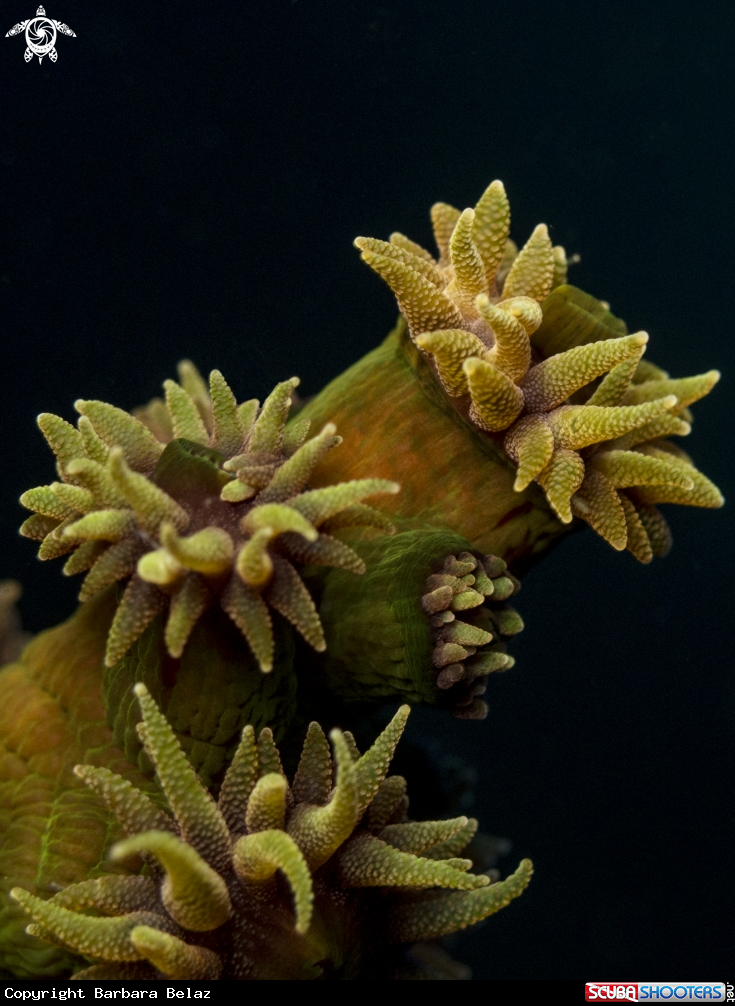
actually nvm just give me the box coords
[5,6,75,63]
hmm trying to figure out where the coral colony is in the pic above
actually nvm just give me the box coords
[0,179,721,979]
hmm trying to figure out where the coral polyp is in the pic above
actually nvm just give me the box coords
[19,364,398,671]
[10,685,531,980]
[355,179,723,561]
[317,531,525,719]
[423,550,522,719]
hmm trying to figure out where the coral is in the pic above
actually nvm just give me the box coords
[0,589,296,976]
[16,363,534,730]
[10,685,531,980]
[0,590,150,977]
[352,180,723,562]
[19,363,398,672]
[295,319,565,566]
[317,528,523,719]
[423,550,521,720]
[101,600,302,788]
[3,172,725,981]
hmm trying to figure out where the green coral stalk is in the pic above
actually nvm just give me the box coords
[19,363,398,672]
[10,685,531,980]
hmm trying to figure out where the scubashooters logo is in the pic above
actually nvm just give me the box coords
[5,6,75,63]
[585,984,727,1002]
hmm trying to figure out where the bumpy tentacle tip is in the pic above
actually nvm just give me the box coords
[241,504,319,543]
[395,704,411,730]
[107,840,132,863]
[133,682,149,701]
[327,726,344,754]
[63,458,85,479]
[130,926,222,980]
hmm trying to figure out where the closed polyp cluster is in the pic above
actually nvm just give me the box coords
[422,551,523,719]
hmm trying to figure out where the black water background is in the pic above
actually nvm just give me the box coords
[0,0,732,980]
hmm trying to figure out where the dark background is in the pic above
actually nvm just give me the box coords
[0,0,732,980]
